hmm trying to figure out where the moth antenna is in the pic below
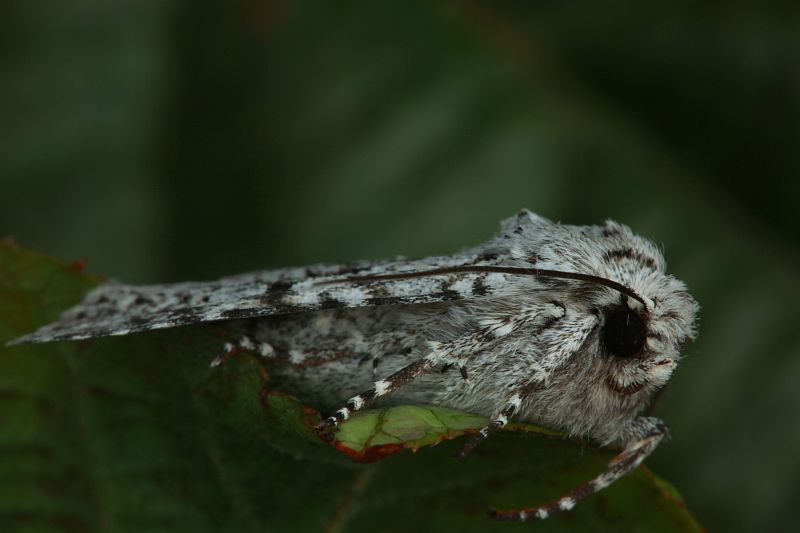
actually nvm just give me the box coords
[320,266,646,306]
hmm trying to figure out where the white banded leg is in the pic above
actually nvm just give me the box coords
[314,355,438,441]
[210,335,274,367]
[489,417,668,521]
[457,393,522,458]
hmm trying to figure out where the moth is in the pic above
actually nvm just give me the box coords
[10,209,698,521]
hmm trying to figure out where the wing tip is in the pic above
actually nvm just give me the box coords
[7,335,50,347]
[5,332,53,346]
[5,336,28,347]
[5,328,97,347]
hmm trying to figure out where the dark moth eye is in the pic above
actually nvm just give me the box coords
[603,307,647,358]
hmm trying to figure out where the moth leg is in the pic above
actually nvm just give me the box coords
[209,335,274,368]
[489,417,668,521]
[313,355,438,442]
[457,392,523,458]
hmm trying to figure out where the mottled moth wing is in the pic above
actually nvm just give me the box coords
[9,251,510,345]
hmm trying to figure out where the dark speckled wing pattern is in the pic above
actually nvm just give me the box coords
[9,252,511,345]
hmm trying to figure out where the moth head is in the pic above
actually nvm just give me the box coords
[525,219,700,398]
[599,275,698,398]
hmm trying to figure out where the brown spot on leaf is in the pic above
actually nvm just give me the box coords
[333,441,406,463]
[70,258,88,272]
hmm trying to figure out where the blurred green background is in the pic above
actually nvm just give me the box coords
[1,1,798,531]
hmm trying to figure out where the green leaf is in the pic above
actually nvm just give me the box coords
[334,404,560,462]
[0,242,702,531]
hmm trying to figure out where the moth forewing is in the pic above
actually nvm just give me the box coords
[8,253,512,346]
